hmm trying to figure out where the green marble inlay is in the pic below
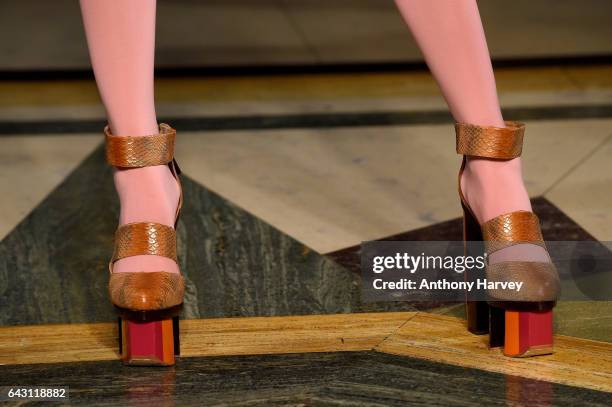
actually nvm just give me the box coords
[0,144,413,326]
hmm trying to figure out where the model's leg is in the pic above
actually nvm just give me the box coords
[395,0,547,263]
[80,0,179,274]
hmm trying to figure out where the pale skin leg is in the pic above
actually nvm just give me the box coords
[395,0,547,262]
[80,0,180,273]
[80,0,544,267]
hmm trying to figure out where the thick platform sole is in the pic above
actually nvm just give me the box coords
[118,316,180,366]
[466,302,553,357]
[500,308,553,357]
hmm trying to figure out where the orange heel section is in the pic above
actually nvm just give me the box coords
[504,310,553,357]
[118,316,179,366]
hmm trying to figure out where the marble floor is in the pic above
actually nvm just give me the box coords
[2,352,610,406]
[0,65,611,405]
[2,0,612,70]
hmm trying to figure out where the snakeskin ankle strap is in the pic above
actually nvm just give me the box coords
[455,121,525,159]
[105,123,176,168]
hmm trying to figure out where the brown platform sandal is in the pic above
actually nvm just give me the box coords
[105,123,184,366]
[456,121,560,357]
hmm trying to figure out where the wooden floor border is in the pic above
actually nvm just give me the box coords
[0,312,414,366]
[0,312,610,393]
[375,313,612,393]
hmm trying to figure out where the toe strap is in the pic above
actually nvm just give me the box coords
[482,211,546,254]
[112,222,177,264]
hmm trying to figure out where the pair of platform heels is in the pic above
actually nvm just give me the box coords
[105,121,559,365]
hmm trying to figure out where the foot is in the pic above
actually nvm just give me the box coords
[460,156,549,263]
[112,164,181,274]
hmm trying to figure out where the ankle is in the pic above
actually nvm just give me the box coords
[462,157,527,192]
[114,165,181,227]
[464,156,523,178]
[460,157,532,223]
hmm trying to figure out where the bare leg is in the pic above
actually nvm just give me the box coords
[395,0,547,263]
[80,0,180,273]
[395,0,548,262]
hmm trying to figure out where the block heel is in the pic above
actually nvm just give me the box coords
[489,305,505,348]
[466,302,490,335]
[118,315,180,366]
[504,310,553,357]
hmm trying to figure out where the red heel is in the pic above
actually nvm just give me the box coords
[118,316,179,366]
[504,310,553,357]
